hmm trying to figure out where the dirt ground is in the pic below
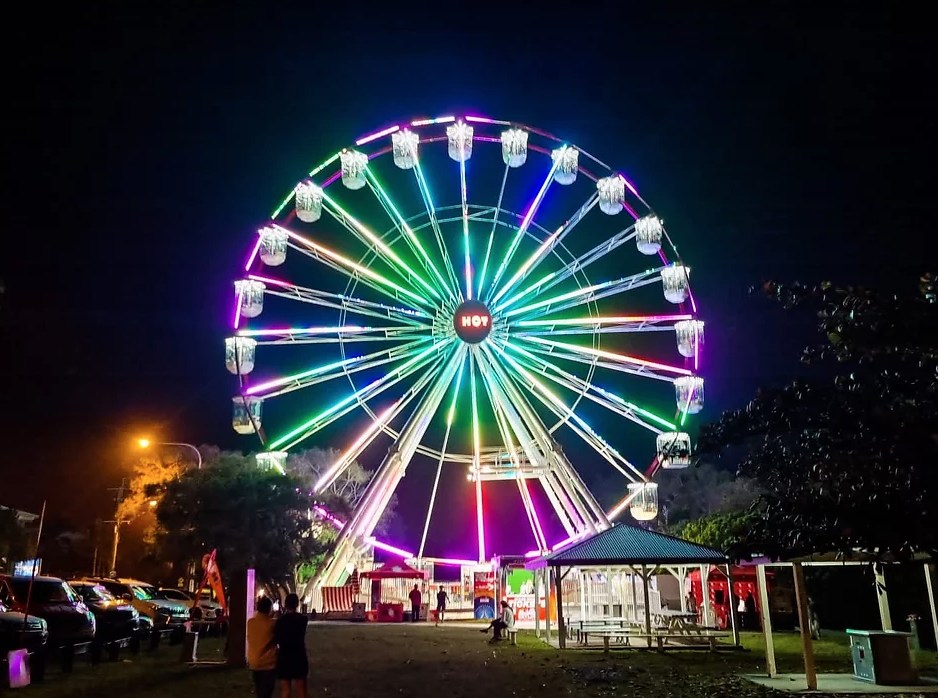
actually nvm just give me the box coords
[17,623,936,697]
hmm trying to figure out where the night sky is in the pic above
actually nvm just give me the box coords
[2,3,935,553]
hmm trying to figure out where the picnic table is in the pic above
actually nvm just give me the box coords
[651,609,701,634]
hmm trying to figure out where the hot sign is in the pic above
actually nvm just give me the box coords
[453,300,492,344]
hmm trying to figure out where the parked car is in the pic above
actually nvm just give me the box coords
[158,587,224,621]
[0,600,48,655]
[68,580,144,643]
[0,574,95,647]
[79,577,188,627]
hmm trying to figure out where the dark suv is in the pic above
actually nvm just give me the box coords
[0,599,48,654]
[68,580,143,643]
[0,575,95,647]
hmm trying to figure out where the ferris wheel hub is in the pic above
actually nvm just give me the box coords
[452,300,492,344]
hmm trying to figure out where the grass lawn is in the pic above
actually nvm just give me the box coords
[7,624,936,697]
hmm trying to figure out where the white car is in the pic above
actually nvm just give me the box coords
[158,588,224,620]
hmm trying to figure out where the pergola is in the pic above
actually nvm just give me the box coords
[753,552,938,690]
[526,523,736,648]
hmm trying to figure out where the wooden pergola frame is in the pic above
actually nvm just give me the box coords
[755,559,938,690]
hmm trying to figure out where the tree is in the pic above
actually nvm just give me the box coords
[697,274,938,560]
[117,450,190,541]
[673,510,756,553]
[154,451,333,591]
[654,461,762,530]
[0,508,30,569]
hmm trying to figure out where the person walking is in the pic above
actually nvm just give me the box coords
[247,596,277,698]
[435,586,449,625]
[275,593,309,698]
[408,583,422,622]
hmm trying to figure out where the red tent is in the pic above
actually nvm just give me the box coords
[360,562,427,580]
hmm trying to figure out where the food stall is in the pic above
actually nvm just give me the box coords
[360,562,428,622]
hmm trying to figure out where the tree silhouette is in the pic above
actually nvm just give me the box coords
[697,274,938,560]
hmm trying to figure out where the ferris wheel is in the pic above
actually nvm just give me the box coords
[227,114,704,588]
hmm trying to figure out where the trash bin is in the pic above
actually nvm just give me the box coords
[847,629,918,685]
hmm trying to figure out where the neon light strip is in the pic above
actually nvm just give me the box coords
[470,352,485,563]
[315,403,400,491]
[416,557,480,566]
[319,192,441,302]
[522,336,692,376]
[606,488,640,521]
[485,158,560,302]
[367,537,415,559]
[503,270,662,319]
[411,115,455,126]
[244,237,262,272]
[465,115,511,126]
[270,153,340,219]
[490,194,598,307]
[365,170,454,301]
[515,314,692,327]
[475,165,509,299]
[459,155,472,299]
[233,288,244,330]
[418,352,467,558]
[277,225,430,307]
[355,124,399,146]
[413,160,463,298]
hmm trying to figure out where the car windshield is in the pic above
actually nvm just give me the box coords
[10,579,78,604]
[131,585,159,601]
[74,584,114,603]
[161,589,188,600]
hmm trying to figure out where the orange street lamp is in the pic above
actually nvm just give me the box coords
[137,438,202,469]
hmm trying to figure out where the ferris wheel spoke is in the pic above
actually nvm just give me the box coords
[517,335,691,382]
[475,351,548,552]
[502,342,676,434]
[247,275,433,325]
[469,349,486,562]
[459,156,473,300]
[495,225,640,314]
[483,158,561,304]
[244,338,432,400]
[314,363,444,494]
[240,326,430,345]
[364,169,457,304]
[493,346,645,481]
[475,163,509,300]
[267,339,452,451]
[316,189,445,304]
[503,269,664,320]
[412,161,463,299]
[274,225,435,311]
[489,193,599,308]
[417,350,468,559]
[510,313,693,337]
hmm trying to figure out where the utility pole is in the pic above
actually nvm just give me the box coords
[104,479,128,577]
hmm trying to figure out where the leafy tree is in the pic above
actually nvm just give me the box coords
[655,461,762,530]
[117,447,198,540]
[0,508,30,569]
[697,274,938,560]
[154,451,335,591]
[673,510,756,553]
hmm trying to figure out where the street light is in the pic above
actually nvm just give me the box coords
[137,438,203,469]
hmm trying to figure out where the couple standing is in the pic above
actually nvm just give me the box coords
[247,592,309,698]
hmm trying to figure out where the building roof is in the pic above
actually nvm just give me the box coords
[525,523,728,569]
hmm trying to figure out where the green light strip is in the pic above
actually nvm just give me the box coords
[475,165,509,299]
[270,153,340,219]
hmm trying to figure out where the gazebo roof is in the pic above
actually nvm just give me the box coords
[525,523,728,569]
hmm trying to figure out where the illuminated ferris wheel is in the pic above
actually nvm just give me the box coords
[227,114,704,589]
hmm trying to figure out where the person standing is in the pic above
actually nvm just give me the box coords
[275,593,309,698]
[435,586,449,625]
[247,596,277,698]
[408,584,422,622]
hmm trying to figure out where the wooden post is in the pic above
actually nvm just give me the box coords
[756,564,776,677]
[534,567,541,638]
[642,565,652,647]
[555,566,566,649]
[726,564,740,647]
[699,564,713,627]
[545,567,552,643]
[792,562,817,690]
[874,563,893,631]
[226,568,253,668]
[925,563,938,658]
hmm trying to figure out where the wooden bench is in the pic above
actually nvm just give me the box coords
[507,628,518,645]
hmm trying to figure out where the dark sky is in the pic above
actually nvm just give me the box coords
[2,2,935,550]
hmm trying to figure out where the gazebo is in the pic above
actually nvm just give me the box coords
[526,523,735,649]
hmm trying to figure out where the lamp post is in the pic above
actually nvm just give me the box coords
[137,438,202,469]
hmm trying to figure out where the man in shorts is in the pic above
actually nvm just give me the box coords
[435,586,449,626]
